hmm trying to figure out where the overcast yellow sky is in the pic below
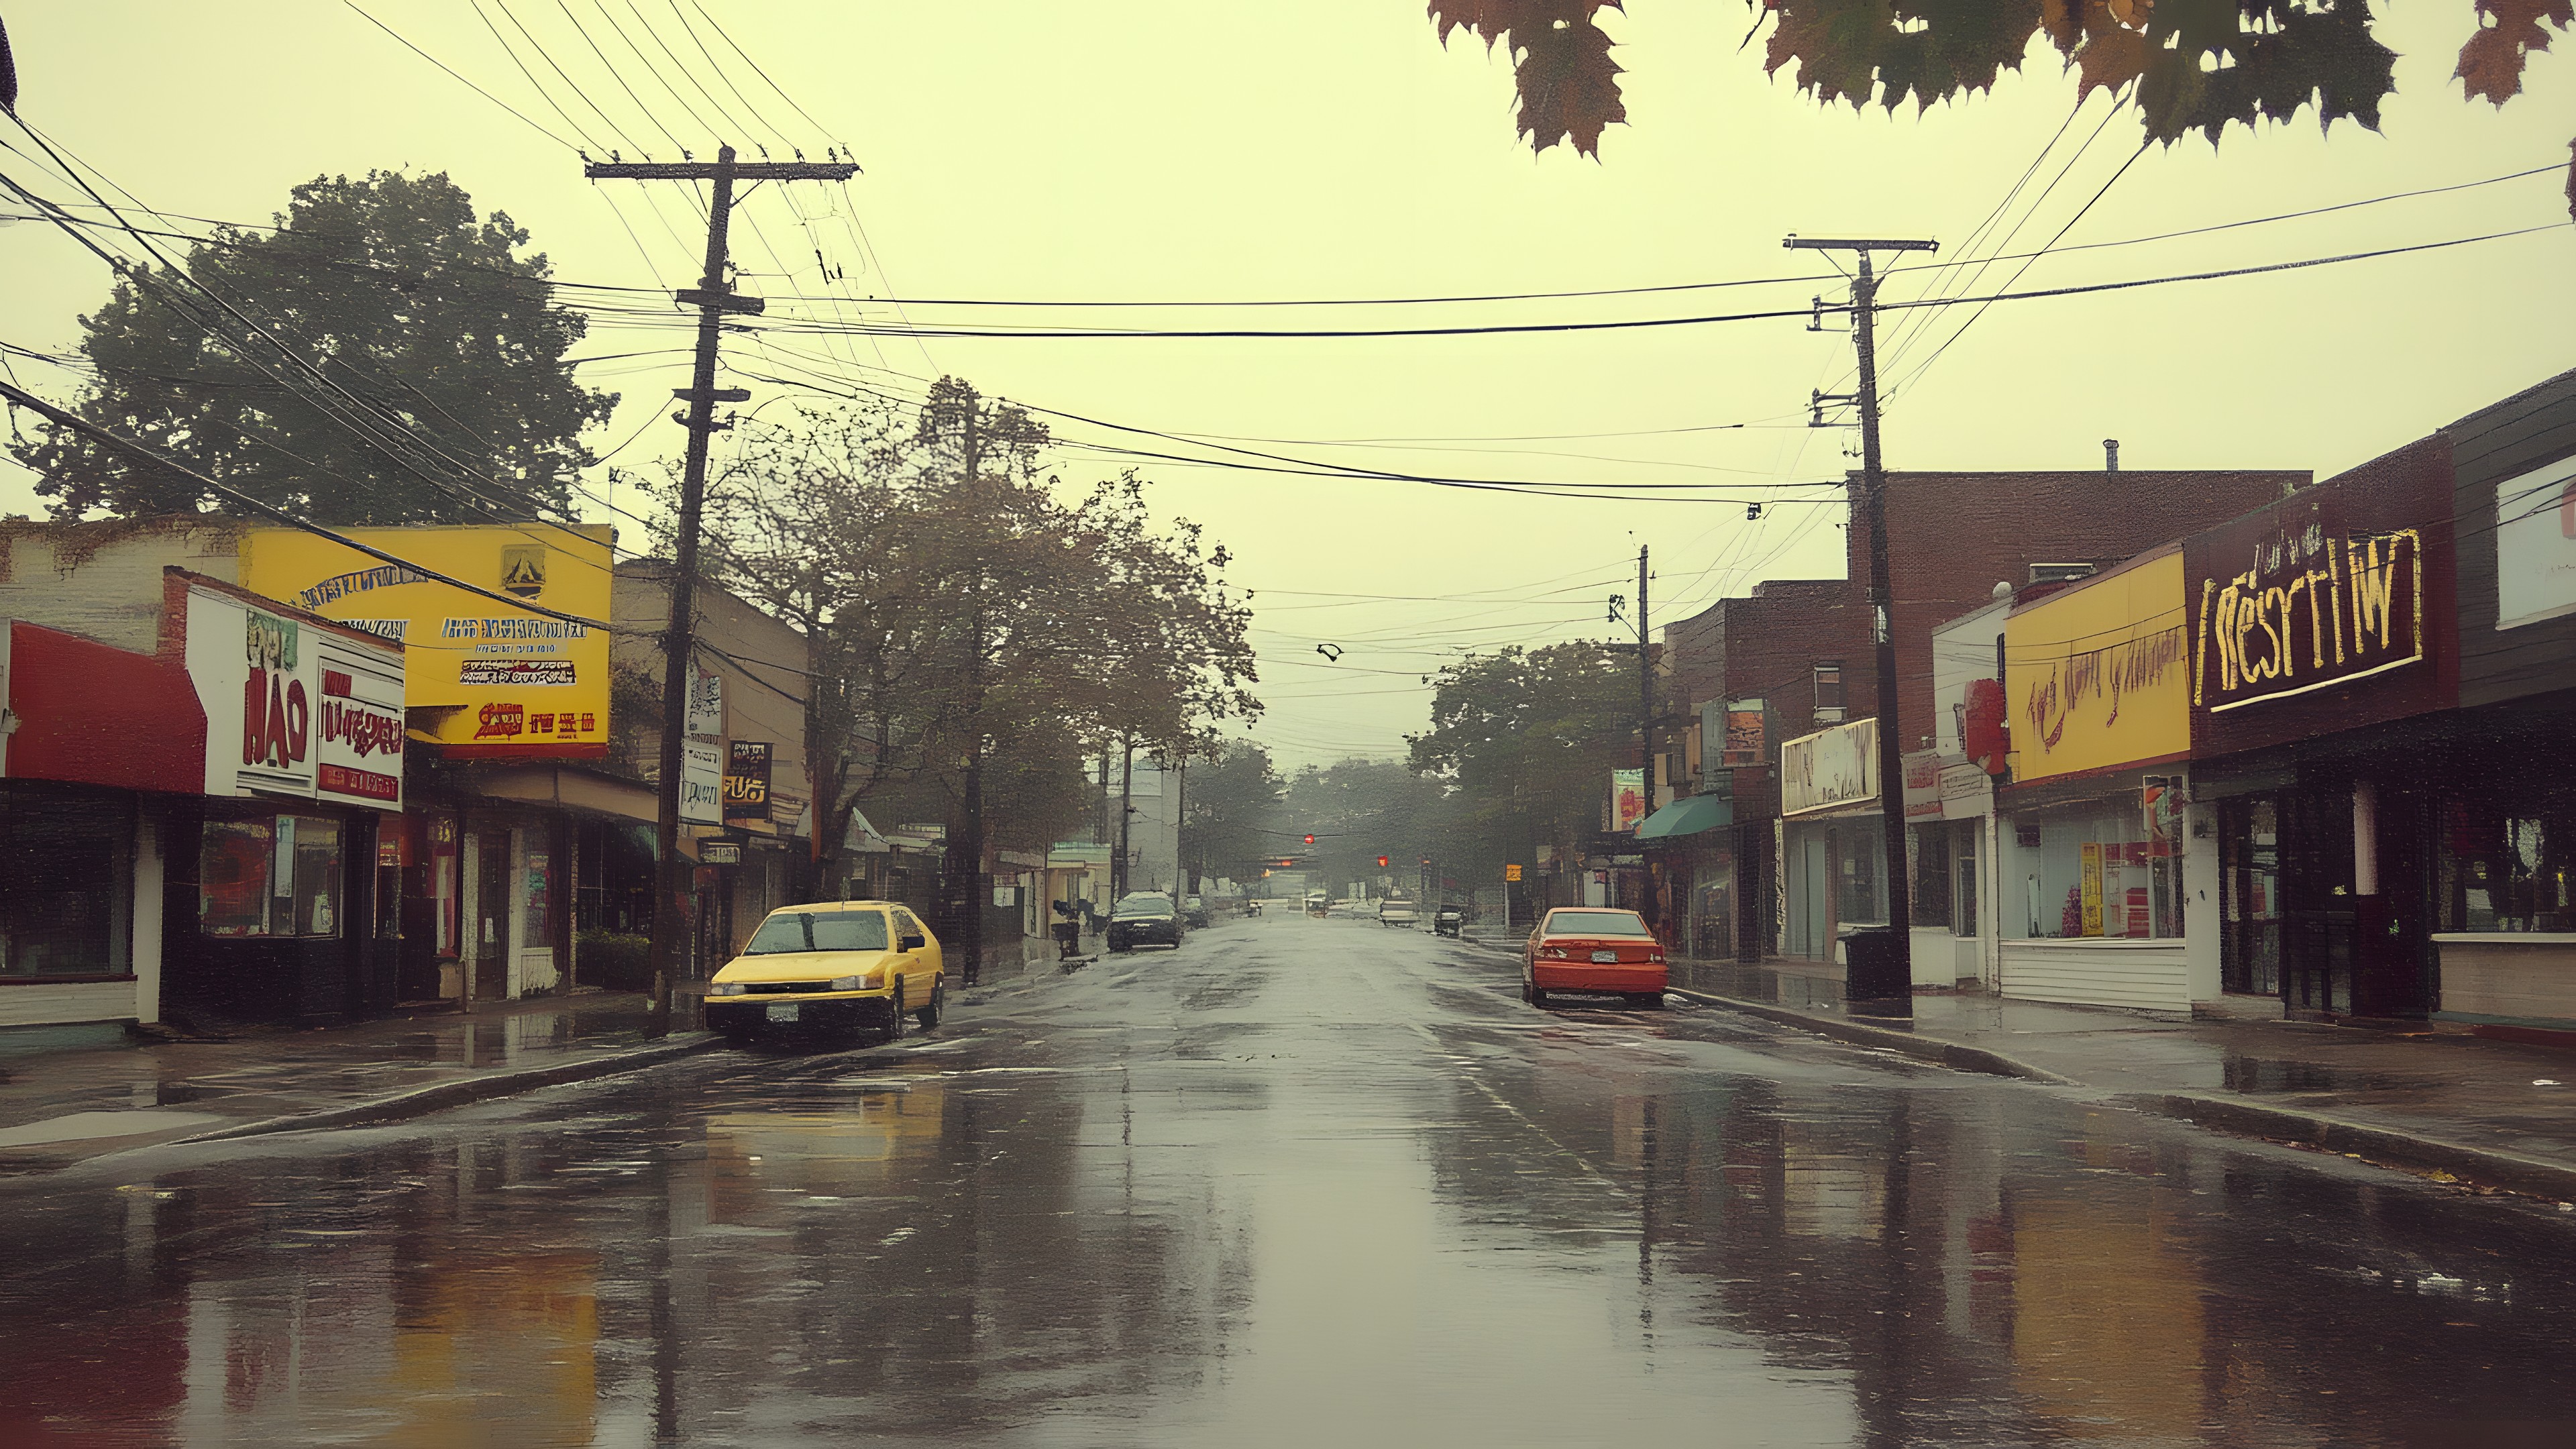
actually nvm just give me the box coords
[2,3,2568,766]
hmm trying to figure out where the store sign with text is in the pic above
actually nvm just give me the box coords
[680,739,723,824]
[239,524,612,758]
[1611,768,1647,832]
[184,584,404,812]
[723,741,772,822]
[1780,717,1876,818]
[2193,526,2424,711]
[2004,551,2190,786]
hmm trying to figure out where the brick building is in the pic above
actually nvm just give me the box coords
[1646,464,2308,967]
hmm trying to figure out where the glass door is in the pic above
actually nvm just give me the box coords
[2220,797,2282,996]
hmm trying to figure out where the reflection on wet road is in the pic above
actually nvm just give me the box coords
[7,915,2576,1446]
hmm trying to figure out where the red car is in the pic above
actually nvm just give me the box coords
[1523,908,1668,1009]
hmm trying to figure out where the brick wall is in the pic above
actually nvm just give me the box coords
[1859,470,2307,749]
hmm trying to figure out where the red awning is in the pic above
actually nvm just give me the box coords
[3,621,207,794]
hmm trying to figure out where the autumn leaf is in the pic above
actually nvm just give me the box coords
[1428,0,1629,154]
[2459,0,2574,103]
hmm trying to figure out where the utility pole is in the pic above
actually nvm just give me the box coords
[957,387,986,988]
[1115,737,1135,900]
[589,145,857,1037]
[1784,233,1937,1014]
[1635,543,1652,788]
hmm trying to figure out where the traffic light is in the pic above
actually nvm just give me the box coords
[1303,834,1316,845]
[1377,855,1390,867]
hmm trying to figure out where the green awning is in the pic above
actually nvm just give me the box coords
[1635,793,1733,841]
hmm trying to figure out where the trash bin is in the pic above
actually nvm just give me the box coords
[1842,927,1913,1016]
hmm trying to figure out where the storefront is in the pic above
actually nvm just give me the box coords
[2182,437,2458,1020]
[1634,790,1734,959]
[238,524,616,1007]
[1903,749,1996,988]
[1996,547,2203,1014]
[1778,718,1884,964]
[2431,372,2576,1034]
[170,575,408,1026]
[0,619,203,1032]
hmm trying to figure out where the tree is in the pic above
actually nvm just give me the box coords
[671,387,1261,896]
[1286,756,1452,894]
[1407,641,1633,877]
[1183,741,1287,885]
[1424,0,2573,212]
[14,170,615,522]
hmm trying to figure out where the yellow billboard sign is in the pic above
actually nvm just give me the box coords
[2005,549,2190,785]
[239,524,614,759]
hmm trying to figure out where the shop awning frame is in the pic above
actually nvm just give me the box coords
[1635,793,1734,842]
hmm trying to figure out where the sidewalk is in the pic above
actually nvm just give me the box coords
[1662,955,2576,1201]
[1464,931,2576,1201]
[0,991,717,1174]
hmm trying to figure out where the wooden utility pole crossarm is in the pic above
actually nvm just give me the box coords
[588,144,857,1038]
[1784,232,1937,1016]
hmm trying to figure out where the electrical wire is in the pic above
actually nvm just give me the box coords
[339,0,579,152]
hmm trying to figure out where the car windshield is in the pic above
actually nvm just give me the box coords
[1544,910,1654,938]
[743,910,890,954]
[1185,897,1204,908]
[1112,896,1173,918]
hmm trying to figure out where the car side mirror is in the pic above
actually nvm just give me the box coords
[899,932,926,951]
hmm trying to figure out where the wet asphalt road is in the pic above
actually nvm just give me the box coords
[8,917,2576,1447]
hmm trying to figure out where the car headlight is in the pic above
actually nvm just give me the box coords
[829,973,878,991]
[710,981,746,996]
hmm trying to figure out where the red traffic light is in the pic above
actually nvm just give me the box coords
[1279,859,1295,867]
[1303,834,1316,845]
[1377,855,1390,867]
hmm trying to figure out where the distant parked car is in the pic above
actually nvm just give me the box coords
[1378,896,1419,928]
[1181,894,1214,928]
[1107,892,1184,952]
[1523,907,1667,1010]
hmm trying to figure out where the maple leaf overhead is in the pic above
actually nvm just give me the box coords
[1428,0,1629,154]
[1419,0,2573,216]
[2459,0,2574,103]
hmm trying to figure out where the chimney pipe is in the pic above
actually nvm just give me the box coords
[2104,439,2121,474]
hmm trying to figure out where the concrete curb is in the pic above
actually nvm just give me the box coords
[2133,1092,2576,1203]
[1666,988,2076,1085]
[168,1034,724,1146]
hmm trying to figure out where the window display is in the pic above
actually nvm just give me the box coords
[200,812,343,939]
[2442,790,2576,933]
[2012,795,2181,941]
[0,790,133,977]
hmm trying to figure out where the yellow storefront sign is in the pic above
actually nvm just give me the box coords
[2004,549,2190,785]
[239,524,614,758]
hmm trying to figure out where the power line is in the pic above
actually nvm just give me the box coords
[339,0,578,152]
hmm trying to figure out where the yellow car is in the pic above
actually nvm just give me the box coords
[703,901,946,1046]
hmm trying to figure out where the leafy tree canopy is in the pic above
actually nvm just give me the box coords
[1182,741,1287,883]
[1407,641,1633,874]
[668,386,1260,871]
[1426,0,2572,211]
[15,169,615,523]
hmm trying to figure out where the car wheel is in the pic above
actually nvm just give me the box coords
[1627,992,1665,1010]
[722,1028,759,1050]
[880,985,907,1044]
[1529,987,1550,1009]
[915,979,944,1031]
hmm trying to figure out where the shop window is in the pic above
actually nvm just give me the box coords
[2011,800,2181,941]
[1837,818,1886,928]
[523,847,557,948]
[1952,820,1980,939]
[1812,661,1845,724]
[201,814,343,940]
[2441,794,2576,933]
[0,788,133,977]
[1913,826,1953,929]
